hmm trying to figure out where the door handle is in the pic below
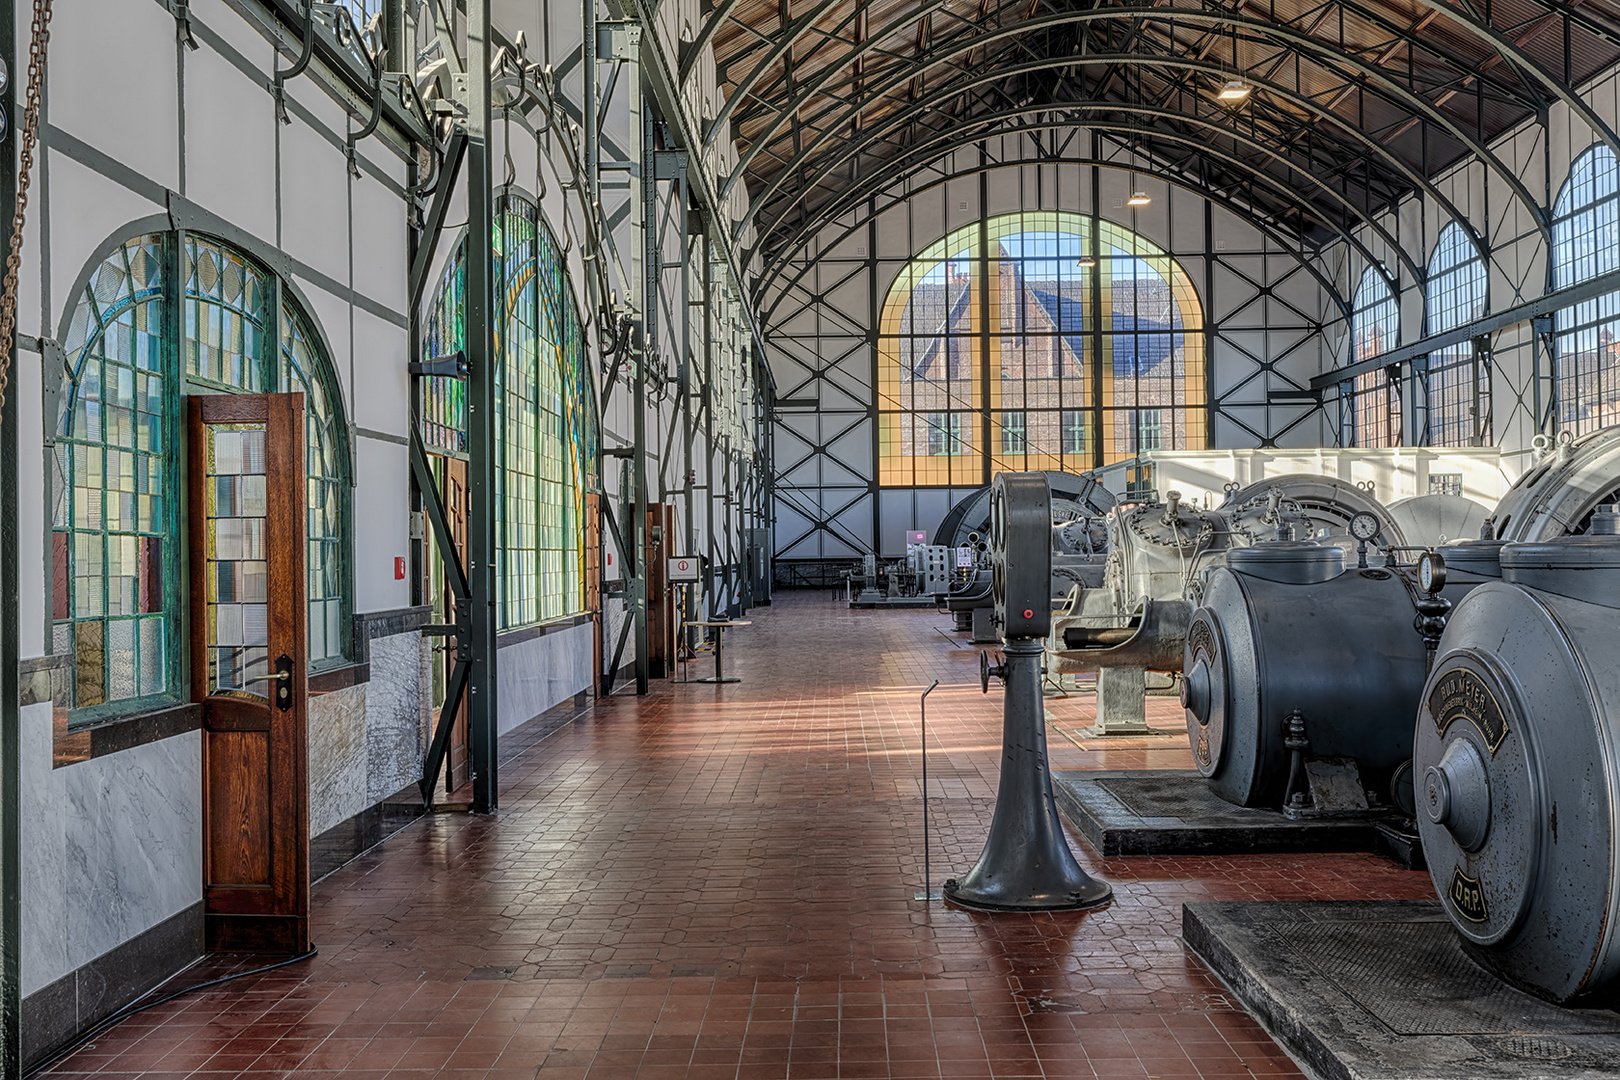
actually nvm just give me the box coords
[274,653,295,711]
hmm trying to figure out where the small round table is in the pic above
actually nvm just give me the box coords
[689,620,751,684]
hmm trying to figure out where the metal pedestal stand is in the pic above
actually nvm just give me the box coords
[943,638,1113,912]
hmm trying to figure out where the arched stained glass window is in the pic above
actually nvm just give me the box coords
[878,210,1204,485]
[280,304,350,665]
[1348,266,1401,448]
[183,236,352,668]
[1425,224,1489,447]
[424,197,596,628]
[53,236,173,716]
[422,244,468,454]
[1552,145,1620,434]
[497,199,542,628]
[52,231,354,721]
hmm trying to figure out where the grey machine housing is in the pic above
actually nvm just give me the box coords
[1051,475,1403,676]
[1182,539,1498,809]
[1415,509,1620,1004]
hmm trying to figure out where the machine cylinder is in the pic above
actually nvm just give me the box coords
[1225,541,1345,584]
[1414,529,1620,1002]
[1438,538,1509,579]
[1183,543,1486,809]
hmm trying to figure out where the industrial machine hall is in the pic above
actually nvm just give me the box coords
[13,0,1620,1077]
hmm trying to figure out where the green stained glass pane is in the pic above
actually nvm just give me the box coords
[139,617,165,696]
[108,619,137,700]
[75,620,106,708]
[73,533,103,617]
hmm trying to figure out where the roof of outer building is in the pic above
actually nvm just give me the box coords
[691,0,1620,299]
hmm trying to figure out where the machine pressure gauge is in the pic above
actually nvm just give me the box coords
[1417,550,1447,595]
[1349,511,1381,543]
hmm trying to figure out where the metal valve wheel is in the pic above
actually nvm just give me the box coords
[979,649,1007,693]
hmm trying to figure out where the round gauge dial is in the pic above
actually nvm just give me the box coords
[1349,511,1382,542]
[1418,550,1447,595]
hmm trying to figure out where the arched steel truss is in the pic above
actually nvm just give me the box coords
[739,53,1515,261]
[755,109,1419,298]
[758,141,1356,327]
[687,0,1620,272]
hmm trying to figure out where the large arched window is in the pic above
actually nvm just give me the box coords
[54,237,172,715]
[877,211,1204,485]
[1348,266,1401,447]
[1552,145,1620,434]
[52,232,352,720]
[423,196,596,627]
[1424,224,1489,447]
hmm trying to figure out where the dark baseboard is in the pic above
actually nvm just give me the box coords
[22,902,205,1071]
[310,785,428,883]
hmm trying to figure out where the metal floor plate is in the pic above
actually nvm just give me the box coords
[1094,773,1266,822]
[1185,900,1620,1080]
[1270,918,1620,1036]
[1052,770,1378,855]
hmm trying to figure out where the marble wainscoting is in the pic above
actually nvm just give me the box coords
[496,621,594,736]
[307,682,369,838]
[365,631,428,804]
[21,700,204,998]
[22,697,205,1067]
[307,630,431,881]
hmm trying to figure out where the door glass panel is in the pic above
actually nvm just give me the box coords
[205,423,271,698]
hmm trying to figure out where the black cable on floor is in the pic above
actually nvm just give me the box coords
[23,947,318,1079]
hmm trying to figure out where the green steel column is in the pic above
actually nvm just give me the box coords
[631,99,651,695]
[1,0,20,1067]
[466,0,500,812]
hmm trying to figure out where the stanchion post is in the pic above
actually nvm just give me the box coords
[915,679,940,902]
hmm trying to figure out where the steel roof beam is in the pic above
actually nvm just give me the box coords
[740,54,1528,259]
[755,147,1354,329]
[719,7,1550,241]
[752,109,1407,299]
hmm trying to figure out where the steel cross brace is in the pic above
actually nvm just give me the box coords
[410,425,473,802]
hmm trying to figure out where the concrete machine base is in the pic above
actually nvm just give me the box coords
[1052,769,1395,856]
[1074,666,1175,737]
[1184,900,1620,1080]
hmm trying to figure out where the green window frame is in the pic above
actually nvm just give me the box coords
[52,231,354,724]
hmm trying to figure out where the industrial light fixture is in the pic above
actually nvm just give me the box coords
[1077,254,1097,268]
[1217,78,1252,102]
[1127,190,1152,207]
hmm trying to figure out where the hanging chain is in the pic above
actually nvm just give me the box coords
[0,0,55,424]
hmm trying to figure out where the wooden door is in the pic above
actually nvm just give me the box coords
[586,493,601,685]
[190,394,309,954]
[660,505,677,668]
[645,503,673,678]
[442,458,470,792]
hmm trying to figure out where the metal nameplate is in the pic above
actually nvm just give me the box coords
[1429,667,1510,755]
[1448,867,1489,923]
[1188,619,1217,664]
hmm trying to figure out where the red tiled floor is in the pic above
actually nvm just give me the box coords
[40,593,1434,1079]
